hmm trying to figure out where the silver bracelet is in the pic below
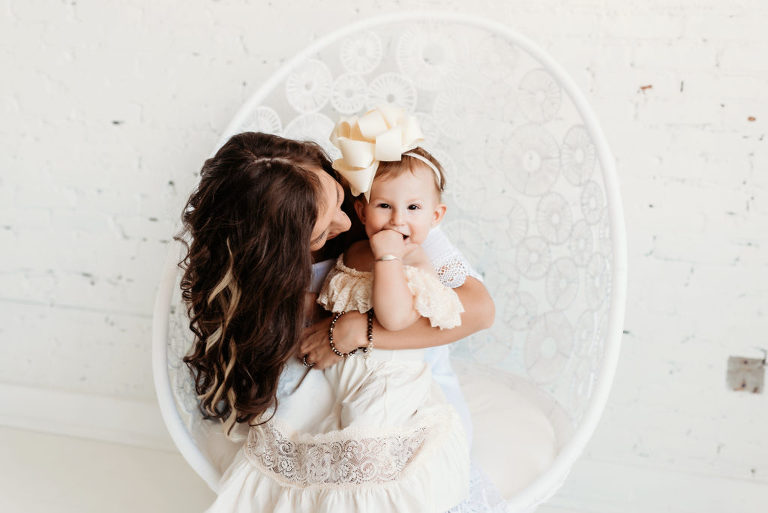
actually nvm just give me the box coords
[376,254,400,262]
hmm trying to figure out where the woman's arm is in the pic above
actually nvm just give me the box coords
[300,276,494,369]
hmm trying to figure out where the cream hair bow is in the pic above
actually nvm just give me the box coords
[329,105,424,200]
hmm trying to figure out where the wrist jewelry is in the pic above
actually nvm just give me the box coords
[329,310,374,358]
[376,254,400,262]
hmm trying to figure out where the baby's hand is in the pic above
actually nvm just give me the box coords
[369,229,407,260]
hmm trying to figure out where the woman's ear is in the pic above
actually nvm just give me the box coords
[353,199,367,224]
[431,203,447,227]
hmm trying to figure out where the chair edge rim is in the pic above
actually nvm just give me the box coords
[151,239,222,492]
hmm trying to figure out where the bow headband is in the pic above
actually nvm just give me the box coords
[329,105,441,200]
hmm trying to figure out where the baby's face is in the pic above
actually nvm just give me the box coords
[357,164,445,246]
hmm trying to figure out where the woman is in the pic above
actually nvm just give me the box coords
[179,131,494,511]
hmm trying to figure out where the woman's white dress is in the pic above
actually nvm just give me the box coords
[206,228,489,513]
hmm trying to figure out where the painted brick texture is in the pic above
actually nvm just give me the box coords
[2,0,766,505]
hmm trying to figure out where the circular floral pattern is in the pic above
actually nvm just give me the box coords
[415,112,442,147]
[503,291,537,331]
[447,159,487,213]
[597,211,613,255]
[581,180,605,225]
[472,33,520,83]
[525,311,573,383]
[397,28,458,91]
[505,125,561,196]
[473,335,514,366]
[200,22,620,432]
[440,150,488,217]
[331,73,368,114]
[594,312,609,358]
[168,284,203,426]
[283,113,337,158]
[569,220,594,267]
[505,198,529,245]
[237,106,282,135]
[518,68,562,123]
[562,125,597,186]
[366,73,417,111]
[477,85,519,125]
[487,265,520,300]
[433,86,480,140]
[536,193,573,244]
[441,218,486,269]
[574,311,596,356]
[585,253,610,311]
[426,146,456,183]
[515,236,551,279]
[285,59,333,113]
[464,120,505,175]
[546,258,579,310]
[340,31,384,74]
[570,355,598,416]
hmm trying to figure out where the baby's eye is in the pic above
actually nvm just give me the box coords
[377,203,391,209]
[408,204,421,210]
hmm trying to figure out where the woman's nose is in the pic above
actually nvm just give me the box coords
[337,210,351,232]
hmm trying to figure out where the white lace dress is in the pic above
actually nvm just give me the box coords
[206,228,500,513]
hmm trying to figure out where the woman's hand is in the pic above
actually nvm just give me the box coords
[299,311,368,370]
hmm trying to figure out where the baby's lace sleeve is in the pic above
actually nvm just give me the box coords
[316,257,374,314]
[422,226,482,289]
[403,267,464,330]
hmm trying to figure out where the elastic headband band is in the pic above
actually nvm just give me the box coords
[403,152,443,190]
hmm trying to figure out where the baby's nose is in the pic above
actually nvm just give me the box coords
[390,209,404,225]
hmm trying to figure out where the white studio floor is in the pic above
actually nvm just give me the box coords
[0,426,215,513]
[1,425,766,513]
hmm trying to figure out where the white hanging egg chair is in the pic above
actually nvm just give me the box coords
[153,12,627,512]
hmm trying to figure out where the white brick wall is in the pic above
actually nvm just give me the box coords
[2,0,767,509]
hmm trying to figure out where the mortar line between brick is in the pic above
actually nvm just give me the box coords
[0,297,152,319]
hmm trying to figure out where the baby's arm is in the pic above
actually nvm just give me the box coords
[301,277,492,369]
[368,230,422,331]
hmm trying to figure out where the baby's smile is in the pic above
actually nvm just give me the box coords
[391,229,410,240]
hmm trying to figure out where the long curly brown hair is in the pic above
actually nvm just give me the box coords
[177,132,334,434]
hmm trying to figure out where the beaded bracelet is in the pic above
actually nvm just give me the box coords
[329,310,374,358]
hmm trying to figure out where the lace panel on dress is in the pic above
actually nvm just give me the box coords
[245,423,427,487]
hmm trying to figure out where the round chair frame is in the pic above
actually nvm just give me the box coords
[152,11,627,511]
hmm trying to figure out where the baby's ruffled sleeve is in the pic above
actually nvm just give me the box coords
[404,267,464,330]
[316,258,373,314]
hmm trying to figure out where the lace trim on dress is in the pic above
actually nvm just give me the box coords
[245,422,427,488]
[316,256,464,329]
[405,266,465,329]
[316,256,374,314]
